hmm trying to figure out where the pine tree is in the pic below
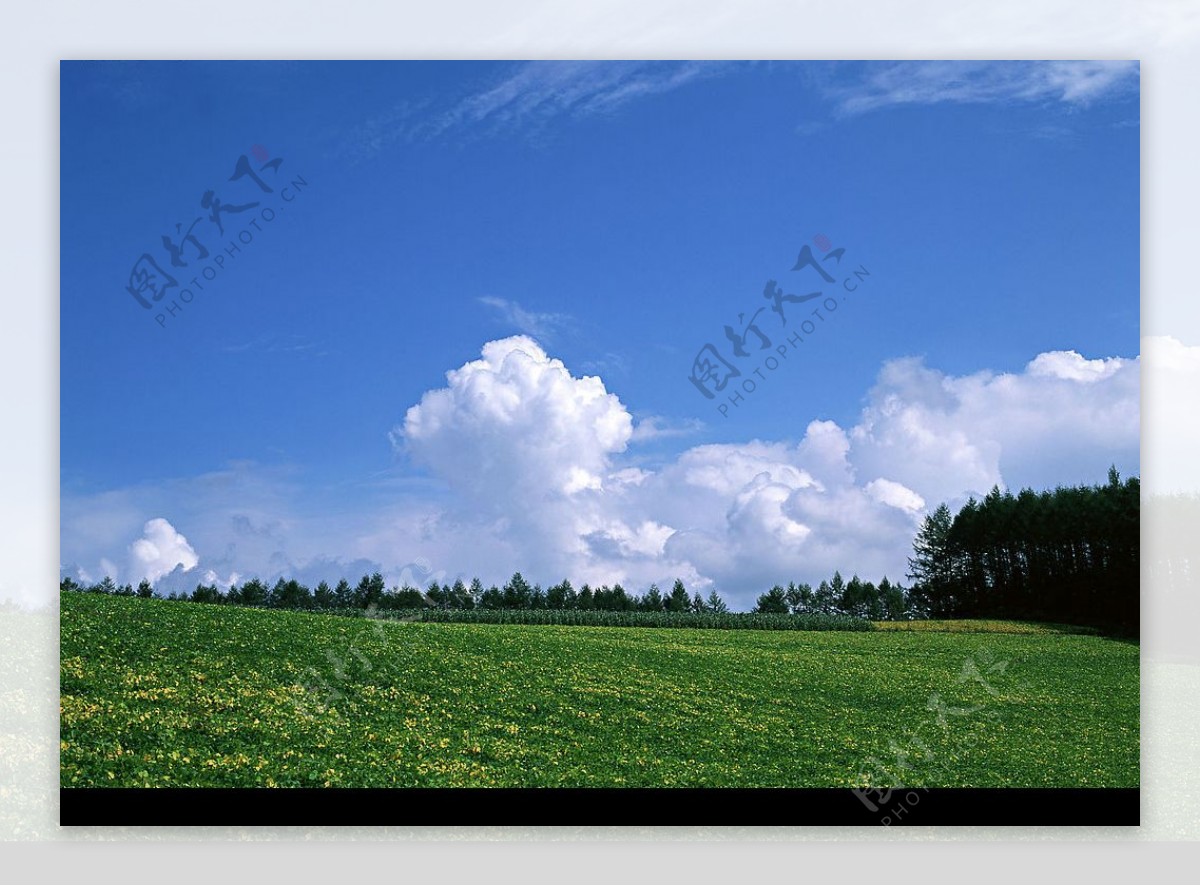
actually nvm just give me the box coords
[479,584,504,609]
[239,578,268,607]
[502,572,533,609]
[314,581,335,608]
[814,579,834,614]
[667,579,690,612]
[755,585,789,613]
[705,589,728,613]
[908,503,956,617]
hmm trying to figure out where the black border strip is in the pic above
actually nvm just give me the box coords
[60,787,1139,826]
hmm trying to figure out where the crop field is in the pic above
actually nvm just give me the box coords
[60,593,1139,788]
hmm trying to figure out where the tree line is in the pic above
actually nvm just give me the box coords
[905,468,1138,634]
[752,573,914,620]
[59,573,732,613]
[59,571,919,619]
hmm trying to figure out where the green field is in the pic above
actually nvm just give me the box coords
[60,593,1139,788]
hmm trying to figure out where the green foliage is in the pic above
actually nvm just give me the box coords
[667,579,690,612]
[906,471,1139,633]
[354,573,387,609]
[641,583,664,612]
[238,578,269,608]
[60,593,1140,788]
[503,572,533,610]
[313,581,335,609]
[754,585,789,614]
[190,584,222,605]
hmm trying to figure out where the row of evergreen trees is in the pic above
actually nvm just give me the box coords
[905,468,1138,634]
[59,572,743,614]
[753,574,913,620]
[60,571,919,619]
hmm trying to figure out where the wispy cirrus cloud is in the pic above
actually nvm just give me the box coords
[221,333,329,357]
[342,61,735,158]
[826,60,1139,116]
[478,296,573,340]
[340,60,1137,162]
[431,61,731,137]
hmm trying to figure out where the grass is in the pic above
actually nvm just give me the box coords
[364,607,872,630]
[871,619,1103,635]
[61,593,1139,789]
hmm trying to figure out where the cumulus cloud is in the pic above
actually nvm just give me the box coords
[865,478,926,513]
[387,336,1139,607]
[64,336,1140,610]
[128,518,199,583]
[646,431,926,597]
[394,336,637,583]
[397,336,633,503]
[850,350,1139,508]
[1027,349,1127,382]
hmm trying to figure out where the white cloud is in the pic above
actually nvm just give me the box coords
[829,61,1139,116]
[673,441,820,499]
[849,351,1140,508]
[338,62,733,160]
[391,338,1136,605]
[1027,349,1127,382]
[64,337,1141,610]
[437,61,726,135]
[398,335,633,502]
[865,478,926,513]
[202,569,241,589]
[387,335,1130,603]
[128,518,199,583]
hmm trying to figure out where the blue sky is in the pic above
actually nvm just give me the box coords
[60,61,1141,606]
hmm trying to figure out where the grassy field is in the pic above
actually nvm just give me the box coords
[60,593,1139,788]
[871,619,1105,635]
